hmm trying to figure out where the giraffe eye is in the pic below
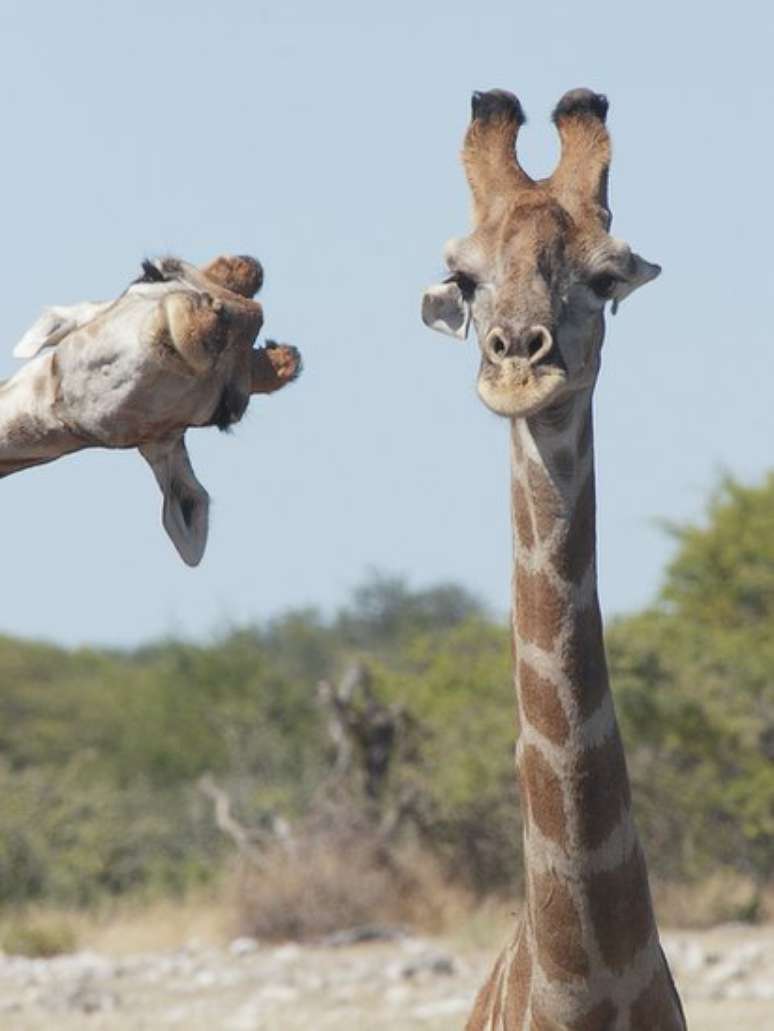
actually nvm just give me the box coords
[446,271,478,303]
[588,273,618,299]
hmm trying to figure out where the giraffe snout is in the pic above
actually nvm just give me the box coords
[484,325,554,366]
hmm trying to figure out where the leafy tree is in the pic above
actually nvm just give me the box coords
[1,479,772,912]
[609,474,774,882]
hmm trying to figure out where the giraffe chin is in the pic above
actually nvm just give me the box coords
[477,364,566,419]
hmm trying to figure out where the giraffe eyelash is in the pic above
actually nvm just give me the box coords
[445,270,478,303]
[135,260,167,285]
[588,272,620,299]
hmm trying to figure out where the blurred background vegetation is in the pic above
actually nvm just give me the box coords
[1,473,772,947]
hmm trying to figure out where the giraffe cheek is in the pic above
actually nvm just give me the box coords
[162,295,224,375]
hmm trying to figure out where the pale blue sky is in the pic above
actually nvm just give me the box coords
[1,1,772,646]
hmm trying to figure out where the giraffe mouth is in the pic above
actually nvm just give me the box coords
[477,357,566,418]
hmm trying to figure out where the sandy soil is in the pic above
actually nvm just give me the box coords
[0,923,772,1029]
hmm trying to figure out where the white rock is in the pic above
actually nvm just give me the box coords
[704,958,745,986]
[229,937,259,957]
[385,984,411,1005]
[724,982,749,1000]
[411,997,471,1019]
[666,939,706,974]
[272,944,302,963]
[194,969,218,987]
[258,984,298,1002]
[750,978,774,1000]
[729,942,764,967]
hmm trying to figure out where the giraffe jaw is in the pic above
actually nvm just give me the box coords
[477,358,567,418]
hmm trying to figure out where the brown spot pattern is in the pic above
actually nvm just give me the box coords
[516,566,564,651]
[519,771,532,837]
[527,459,562,541]
[514,479,535,551]
[569,999,617,1030]
[630,961,686,1029]
[532,998,617,1031]
[561,601,608,719]
[531,870,589,981]
[521,745,567,847]
[519,661,570,745]
[465,949,505,1030]
[586,845,656,973]
[531,1008,563,1030]
[552,472,596,586]
[572,731,632,851]
[503,932,531,1028]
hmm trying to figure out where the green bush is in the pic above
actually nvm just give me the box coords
[0,476,773,916]
[0,914,77,957]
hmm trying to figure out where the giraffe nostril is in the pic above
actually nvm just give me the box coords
[489,332,508,358]
[526,327,553,366]
[527,332,544,359]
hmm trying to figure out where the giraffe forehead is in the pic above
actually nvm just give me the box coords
[500,197,572,248]
[493,203,621,290]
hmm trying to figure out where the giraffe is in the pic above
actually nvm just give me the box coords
[422,89,686,1029]
[1,254,301,565]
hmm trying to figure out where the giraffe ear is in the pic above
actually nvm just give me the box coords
[421,282,471,339]
[13,301,111,358]
[611,253,661,314]
[139,436,210,567]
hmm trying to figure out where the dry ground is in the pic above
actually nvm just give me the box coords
[0,920,772,1030]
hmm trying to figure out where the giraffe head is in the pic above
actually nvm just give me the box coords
[422,88,660,419]
[4,253,302,566]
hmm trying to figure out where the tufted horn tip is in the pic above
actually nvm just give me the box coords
[552,88,608,124]
[201,255,264,298]
[471,89,526,126]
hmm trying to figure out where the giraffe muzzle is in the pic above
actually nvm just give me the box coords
[484,325,554,367]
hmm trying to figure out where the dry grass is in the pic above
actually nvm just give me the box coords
[652,874,773,929]
[0,909,78,957]
[0,884,232,958]
[234,835,473,943]
[82,891,232,954]
[3,863,770,960]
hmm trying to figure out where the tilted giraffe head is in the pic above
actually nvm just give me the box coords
[4,254,301,565]
[422,88,660,418]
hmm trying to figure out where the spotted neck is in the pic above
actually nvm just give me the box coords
[0,356,82,478]
[466,393,685,1030]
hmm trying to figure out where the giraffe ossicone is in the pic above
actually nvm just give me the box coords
[1,254,301,566]
[423,89,686,1029]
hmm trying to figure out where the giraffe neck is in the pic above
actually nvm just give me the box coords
[464,394,686,1029]
[512,395,639,885]
[0,356,82,477]
[514,394,664,1007]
